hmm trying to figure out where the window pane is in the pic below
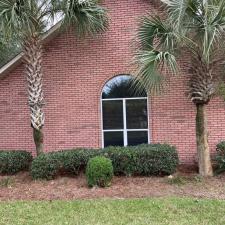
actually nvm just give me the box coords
[128,131,148,146]
[102,75,147,99]
[103,100,123,129]
[104,132,124,147]
[126,99,148,129]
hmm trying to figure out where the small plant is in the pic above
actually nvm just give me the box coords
[167,174,203,186]
[0,177,14,188]
[86,156,113,188]
[193,175,203,183]
[167,175,187,186]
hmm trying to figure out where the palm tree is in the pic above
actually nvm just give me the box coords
[135,0,225,176]
[0,0,108,155]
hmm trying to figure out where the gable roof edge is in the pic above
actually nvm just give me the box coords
[0,22,62,79]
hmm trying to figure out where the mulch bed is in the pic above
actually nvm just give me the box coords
[0,172,225,201]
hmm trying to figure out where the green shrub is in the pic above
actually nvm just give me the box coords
[100,146,137,176]
[134,144,179,176]
[31,153,61,180]
[101,144,179,176]
[30,149,98,180]
[86,156,113,187]
[62,149,98,175]
[215,141,225,174]
[0,151,32,175]
[30,144,179,180]
[216,141,225,156]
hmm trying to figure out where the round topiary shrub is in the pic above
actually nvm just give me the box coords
[86,156,113,188]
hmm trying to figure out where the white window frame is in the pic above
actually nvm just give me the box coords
[101,97,150,148]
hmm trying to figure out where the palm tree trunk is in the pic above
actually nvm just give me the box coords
[23,34,45,156]
[33,128,44,155]
[196,104,213,177]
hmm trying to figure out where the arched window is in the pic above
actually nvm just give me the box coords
[101,75,149,147]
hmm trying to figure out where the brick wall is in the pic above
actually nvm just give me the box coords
[0,0,225,164]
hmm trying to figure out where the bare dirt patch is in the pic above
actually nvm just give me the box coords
[0,172,225,201]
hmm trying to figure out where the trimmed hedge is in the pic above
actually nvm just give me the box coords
[30,153,61,180]
[86,156,113,187]
[135,144,179,176]
[30,149,97,180]
[30,144,179,180]
[101,144,179,176]
[215,141,225,174]
[61,149,97,175]
[0,151,33,175]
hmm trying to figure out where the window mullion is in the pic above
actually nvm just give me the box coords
[123,99,128,146]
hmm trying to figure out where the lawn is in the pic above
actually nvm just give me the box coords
[0,198,225,225]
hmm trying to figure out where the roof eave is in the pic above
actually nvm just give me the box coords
[0,21,62,79]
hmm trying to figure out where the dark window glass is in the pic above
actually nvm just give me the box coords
[126,99,148,129]
[128,131,148,146]
[103,100,123,129]
[102,75,147,99]
[104,132,124,147]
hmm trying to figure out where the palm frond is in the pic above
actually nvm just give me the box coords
[61,0,108,36]
[194,0,225,63]
[135,0,225,102]
[135,12,179,94]
[0,0,48,39]
[137,15,180,53]
[134,50,178,94]
[161,0,189,29]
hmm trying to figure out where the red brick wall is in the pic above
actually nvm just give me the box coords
[0,0,225,164]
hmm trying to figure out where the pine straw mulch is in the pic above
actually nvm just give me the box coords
[0,171,225,201]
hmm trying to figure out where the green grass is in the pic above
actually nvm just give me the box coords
[0,198,225,225]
